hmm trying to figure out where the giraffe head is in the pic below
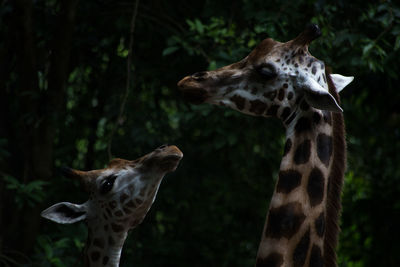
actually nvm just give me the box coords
[41,145,183,233]
[178,24,353,121]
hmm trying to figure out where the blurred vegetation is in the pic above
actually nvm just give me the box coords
[0,0,399,266]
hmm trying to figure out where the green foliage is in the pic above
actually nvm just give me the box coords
[3,175,48,209]
[1,0,400,266]
[33,235,84,267]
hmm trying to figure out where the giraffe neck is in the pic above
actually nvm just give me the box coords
[84,223,128,267]
[81,181,163,267]
[256,104,345,267]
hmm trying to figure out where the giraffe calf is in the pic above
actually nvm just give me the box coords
[41,145,183,267]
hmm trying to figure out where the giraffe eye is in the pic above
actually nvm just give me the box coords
[100,175,117,195]
[256,63,277,80]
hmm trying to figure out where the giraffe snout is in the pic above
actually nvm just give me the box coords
[177,75,210,104]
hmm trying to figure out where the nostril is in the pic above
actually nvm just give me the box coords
[192,71,207,79]
[158,144,169,150]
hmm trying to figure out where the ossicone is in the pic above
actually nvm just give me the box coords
[58,166,91,190]
[292,24,322,47]
[58,166,89,179]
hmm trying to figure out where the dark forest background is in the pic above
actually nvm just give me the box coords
[1,0,400,266]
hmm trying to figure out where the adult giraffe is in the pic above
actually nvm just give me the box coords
[41,145,183,267]
[178,24,353,267]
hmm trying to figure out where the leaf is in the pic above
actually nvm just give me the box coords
[186,19,195,29]
[55,238,70,248]
[208,60,217,71]
[162,46,179,56]
[362,43,374,56]
[3,175,20,190]
[195,19,204,34]
[247,38,257,48]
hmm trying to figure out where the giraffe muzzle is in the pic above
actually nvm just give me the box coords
[139,145,183,173]
[177,75,210,104]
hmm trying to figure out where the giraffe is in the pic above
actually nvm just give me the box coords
[177,24,353,267]
[41,145,183,267]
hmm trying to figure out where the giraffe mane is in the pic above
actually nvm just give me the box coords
[324,69,347,267]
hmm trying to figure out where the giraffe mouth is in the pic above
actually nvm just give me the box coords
[177,76,210,104]
[140,146,183,173]
[159,153,183,172]
[160,150,183,171]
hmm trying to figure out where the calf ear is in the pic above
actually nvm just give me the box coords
[330,74,354,93]
[41,202,87,224]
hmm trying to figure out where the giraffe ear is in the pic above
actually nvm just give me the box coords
[300,76,343,112]
[330,74,354,93]
[41,202,87,224]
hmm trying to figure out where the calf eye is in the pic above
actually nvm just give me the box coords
[256,63,277,80]
[100,175,117,195]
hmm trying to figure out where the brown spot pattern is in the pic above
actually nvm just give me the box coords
[256,252,284,267]
[323,111,332,125]
[102,256,109,265]
[120,193,129,203]
[231,95,246,110]
[313,112,321,124]
[293,228,311,267]
[293,139,311,165]
[265,202,306,239]
[307,167,325,207]
[266,105,279,116]
[91,251,100,262]
[249,100,267,115]
[93,238,105,249]
[111,223,124,233]
[312,66,317,75]
[315,212,325,238]
[126,200,137,208]
[109,200,117,209]
[295,117,312,134]
[310,245,323,267]
[123,206,132,214]
[277,169,302,194]
[317,133,333,167]
[278,89,285,101]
